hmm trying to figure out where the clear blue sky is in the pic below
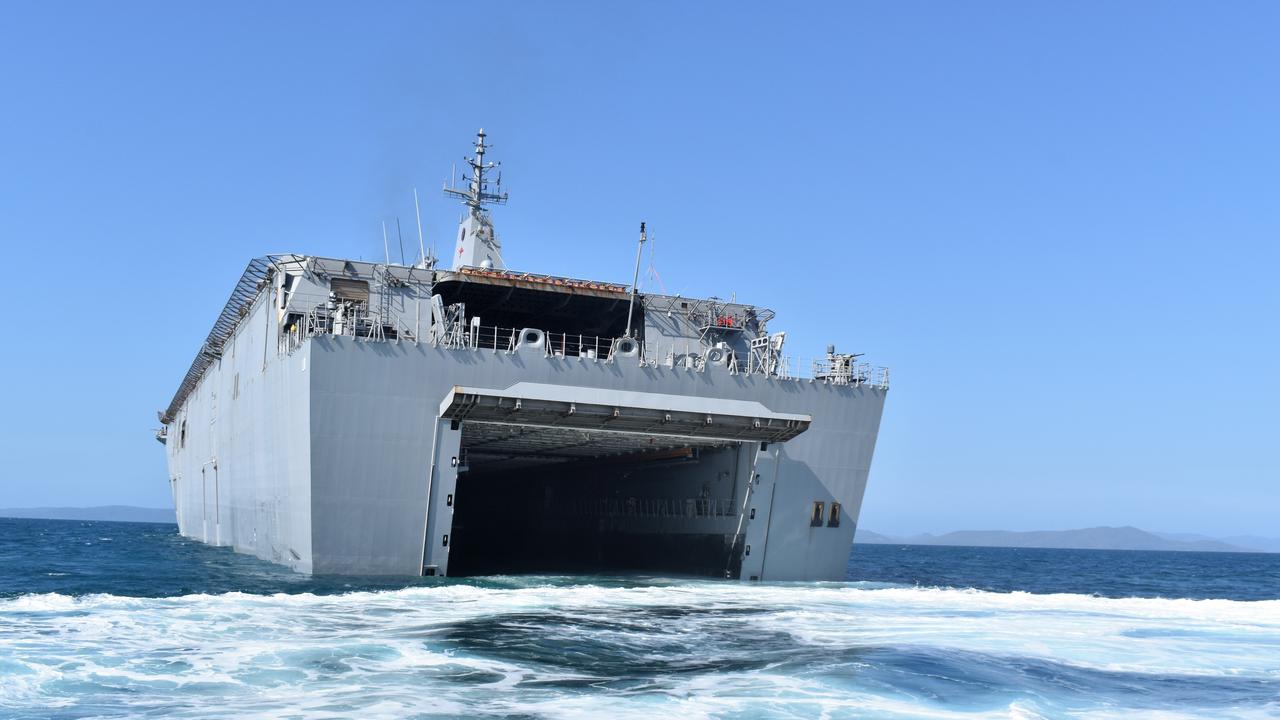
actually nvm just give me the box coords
[1,2,1275,536]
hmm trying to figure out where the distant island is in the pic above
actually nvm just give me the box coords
[1,508,1273,553]
[0,506,175,524]
[856,526,1278,554]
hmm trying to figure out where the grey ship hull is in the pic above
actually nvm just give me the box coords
[165,323,885,580]
[161,131,887,581]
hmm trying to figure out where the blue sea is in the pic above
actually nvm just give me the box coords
[1,518,1278,719]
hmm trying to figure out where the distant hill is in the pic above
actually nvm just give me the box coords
[1157,531,1280,554]
[1,509,1270,553]
[0,506,175,524]
[918,527,1248,552]
[857,526,1264,553]
[1221,535,1280,554]
[852,529,899,544]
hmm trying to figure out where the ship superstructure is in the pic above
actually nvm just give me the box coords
[158,131,888,579]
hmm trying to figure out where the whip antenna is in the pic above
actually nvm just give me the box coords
[624,221,647,338]
[413,187,428,267]
[396,218,406,265]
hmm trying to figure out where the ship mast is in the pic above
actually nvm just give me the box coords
[444,129,509,270]
[443,128,507,217]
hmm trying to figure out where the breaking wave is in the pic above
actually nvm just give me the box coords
[2,581,1278,719]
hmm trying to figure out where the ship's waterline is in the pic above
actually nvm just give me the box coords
[159,131,887,579]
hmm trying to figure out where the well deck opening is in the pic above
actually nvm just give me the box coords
[447,423,747,577]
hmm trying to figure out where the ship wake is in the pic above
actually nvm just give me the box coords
[2,582,1278,719]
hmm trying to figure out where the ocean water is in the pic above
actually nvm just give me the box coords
[1,519,1278,719]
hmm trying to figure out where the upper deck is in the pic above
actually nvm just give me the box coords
[160,253,888,427]
[160,131,887,427]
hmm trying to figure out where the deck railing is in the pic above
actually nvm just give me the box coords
[284,305,889,389]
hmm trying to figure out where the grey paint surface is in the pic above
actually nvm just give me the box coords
[168,317,884,578]
[166,292,314,572]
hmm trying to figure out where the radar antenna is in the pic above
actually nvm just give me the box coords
[443,128,508,217]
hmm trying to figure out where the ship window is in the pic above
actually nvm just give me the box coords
[330,278,370,303]
[179,419,187,448]
[810,501,824,527]
[828,502,841,527]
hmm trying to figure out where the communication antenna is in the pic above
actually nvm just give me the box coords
[413,187,428,267]
[381,221,391,265]
[645,229,668,295]
[395,218,406,265]
[624,221,647,338]
[443,128,508,216]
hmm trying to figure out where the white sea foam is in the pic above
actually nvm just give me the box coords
[1,583,1277,719]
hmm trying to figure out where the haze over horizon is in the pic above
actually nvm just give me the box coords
[0,3,1275,537]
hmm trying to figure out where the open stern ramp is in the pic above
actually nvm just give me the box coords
[440,383,811,443]
[424,383,812,577]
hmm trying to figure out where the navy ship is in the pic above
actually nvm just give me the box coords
[157,130,888,580]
